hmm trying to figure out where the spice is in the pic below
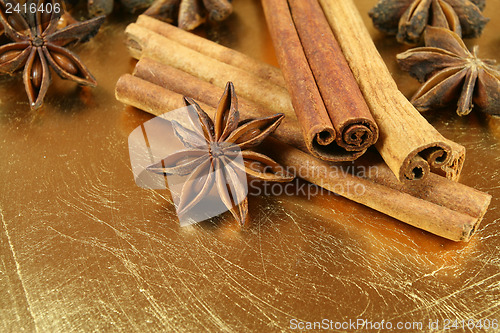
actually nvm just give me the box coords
[319,0,466,182]
[132,57,305,150]
[147,82,293,226]
[115,73,492,242]
[397,26,500,116]
[262,0,378,161]
[136,15,286,90]
[125,24,294,137]
[126,14,466,181]
[0,0,105,109]
[144,0,232,31]
[87,0,154,16]
[126,19,375,163]
[369,0,489,44]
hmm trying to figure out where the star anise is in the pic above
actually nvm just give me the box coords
[147,82,294,226]
[0,0,105,109]
[397,26,500,116]
[369,0,489,44]
[143,0,233,31]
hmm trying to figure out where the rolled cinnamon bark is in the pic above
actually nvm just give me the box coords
[318,0,465,182]
[115,74,491,241]
[125,24,293,119]
[126,61,485,219]
[125,23,368,162]
[133,57,305,148]
[245,0,338,161]
[261,0,376,162]
[265,0,379,154]
[136,15,286,87]
[125,17,465,181]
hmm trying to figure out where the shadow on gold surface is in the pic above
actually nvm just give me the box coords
[0,1,499,332]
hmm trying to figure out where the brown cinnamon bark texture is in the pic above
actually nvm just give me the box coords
[136,15,286,88]
[260,0,340,161]
[317,0,465,182]
[125,23,293,122]
[263,0,378,159]
[126,20,370,162]
[126,16,465,182]
[115,72,491,242]
[133,57,305,148]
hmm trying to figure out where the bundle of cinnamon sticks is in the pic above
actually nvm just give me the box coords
[115,10,491,241]
[261,0,379,162]
[262,0,465,183]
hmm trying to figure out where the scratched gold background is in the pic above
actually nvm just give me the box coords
[1,0,499,332]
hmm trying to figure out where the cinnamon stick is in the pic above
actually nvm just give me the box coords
[115,73,491,242]
[127,59,486,220]
[318,0,465,182]
[133,57,305,148]
[125,17,465,181]
[259,0,342,161]
[136,15,286,88]
[262,0,378,158]
[125,23,293,119]
[125,23,369,162]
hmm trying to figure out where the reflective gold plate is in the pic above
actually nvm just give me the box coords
[0,0,499,331]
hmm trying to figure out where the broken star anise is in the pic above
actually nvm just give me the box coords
[144,0,233,31]
[147,82,294,226]
[369,0,489,44]
[0,0,105,109]
[397,26,500,116]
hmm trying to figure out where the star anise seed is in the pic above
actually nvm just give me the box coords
[369,0,489,44]
[147,82,294,226]
[397,26,500,116]
[0,0,105,109]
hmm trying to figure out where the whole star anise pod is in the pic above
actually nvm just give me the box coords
[0,0,105,109]
[397,26,500,116]
[147,82,294,226]
[369,0,489,44]
[143,0,233,31]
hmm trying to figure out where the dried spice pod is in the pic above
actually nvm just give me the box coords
[143,0,180,23]
[397,26,500,116]
[88,0,114,16]
[147,82,293,226]
[115,74,491,241]
[178,0,205,30]
[145,0,232,31]
[202,0,232,21]
[369,0,489,44]
[0,0,104,109]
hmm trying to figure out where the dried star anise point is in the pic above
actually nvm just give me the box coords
[148,82,294,227]
[144,0,233,31]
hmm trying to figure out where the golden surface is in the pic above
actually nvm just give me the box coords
[1,1,499,331]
